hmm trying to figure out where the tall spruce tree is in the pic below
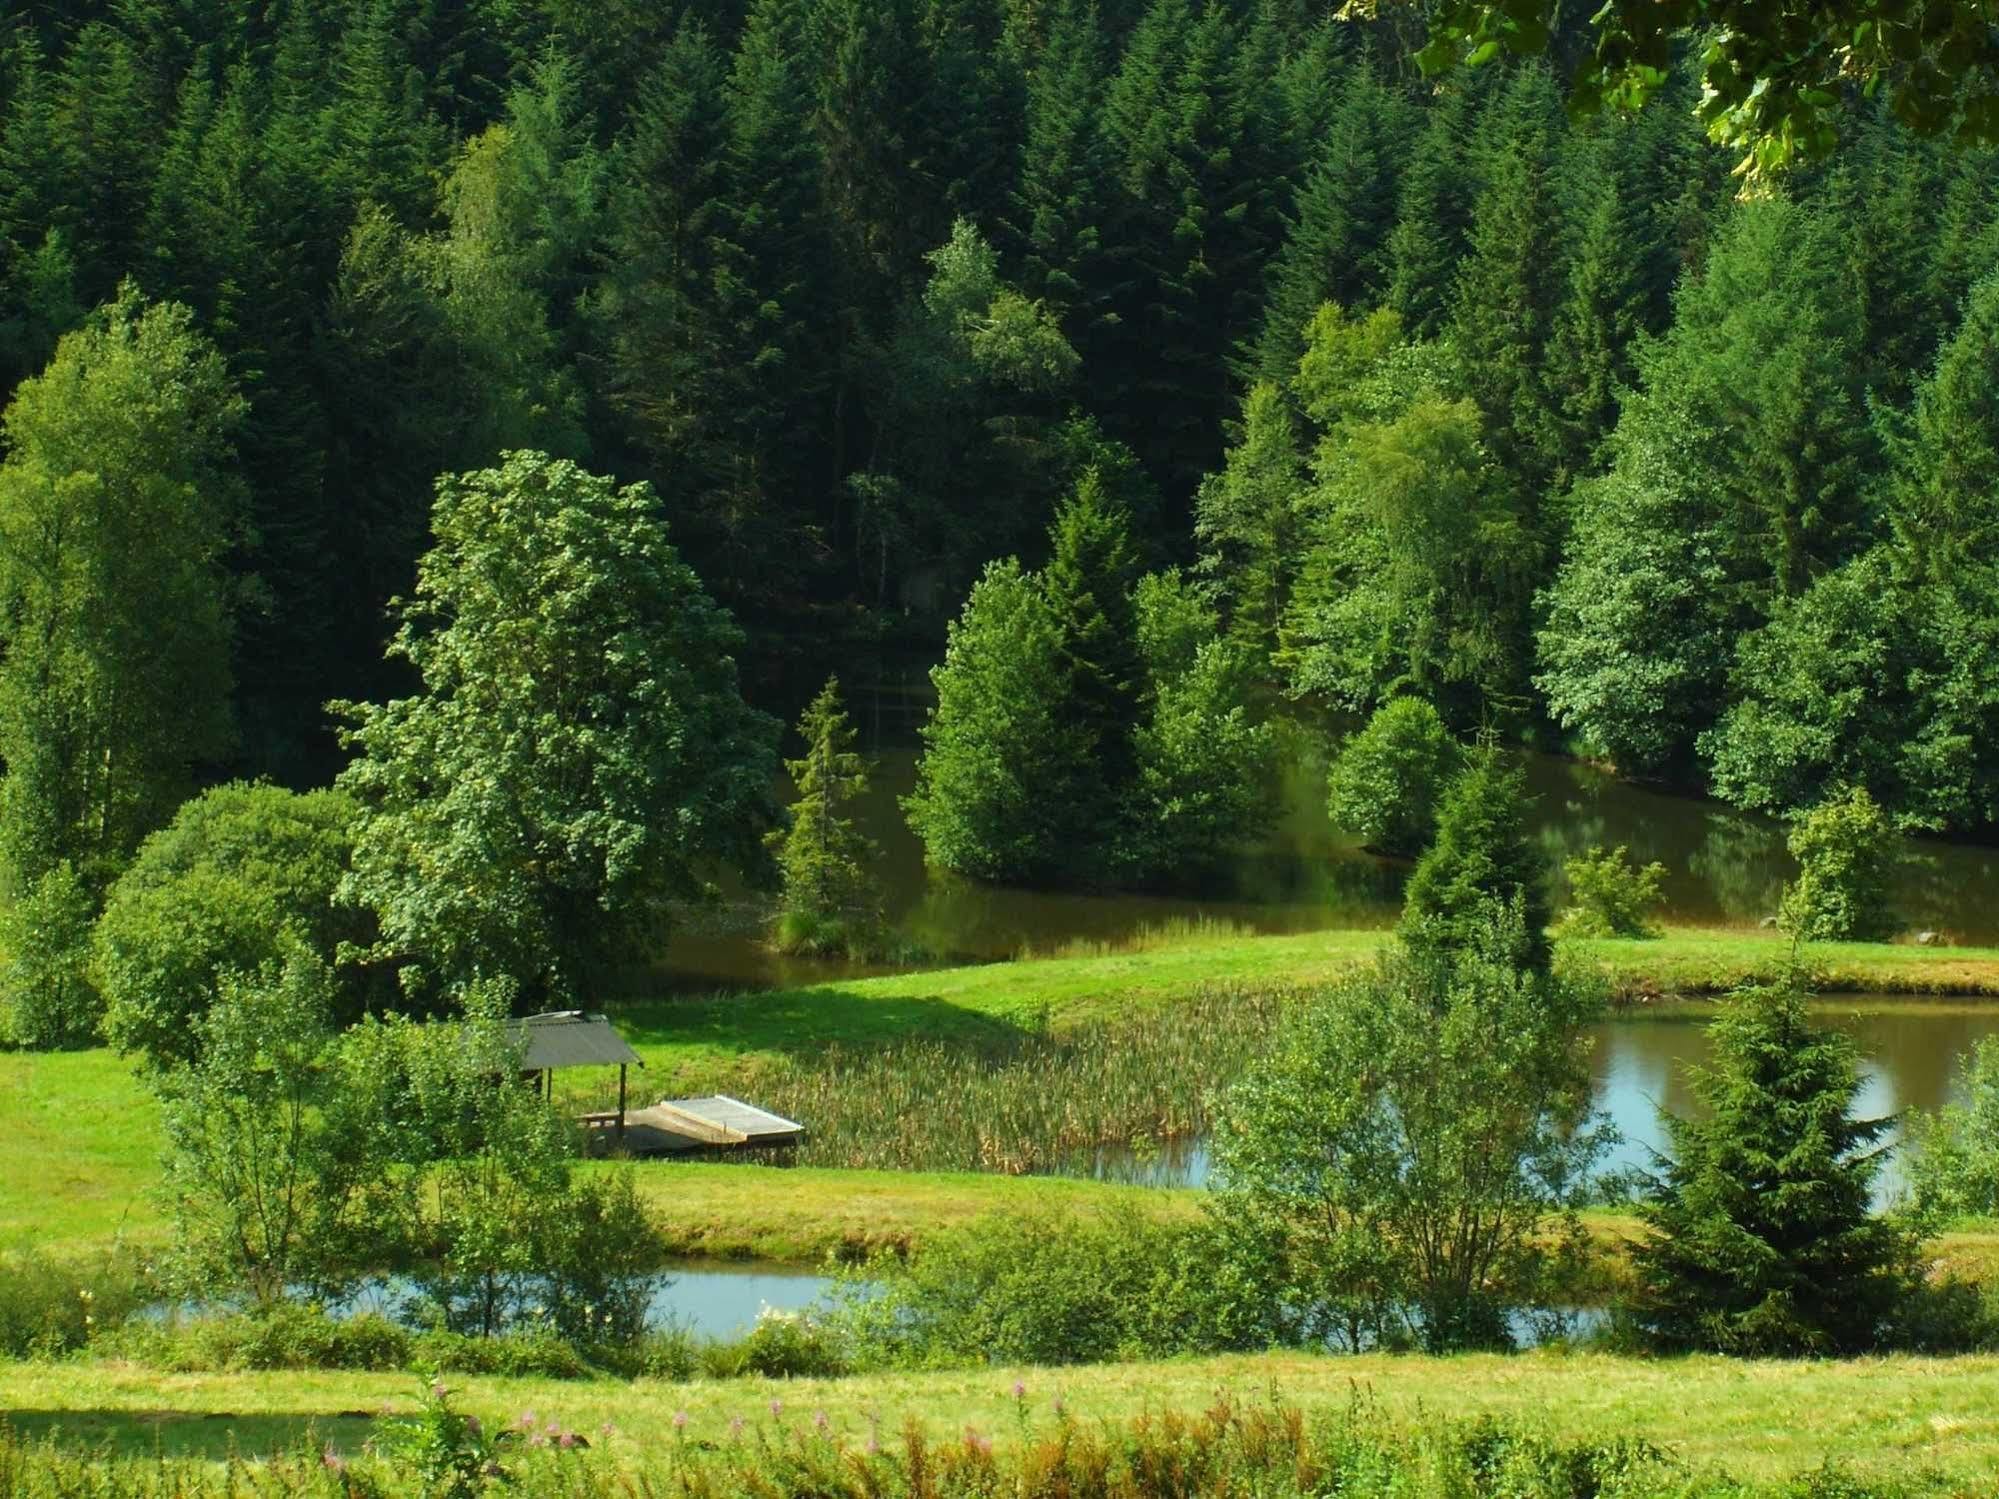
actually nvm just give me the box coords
[1634,983,1917,1355]
[1244,62,1412,386]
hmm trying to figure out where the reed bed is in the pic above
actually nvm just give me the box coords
[579,982,1288,1177]
[764,981,1285,1175]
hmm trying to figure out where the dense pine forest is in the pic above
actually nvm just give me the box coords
[5,0,1999,934]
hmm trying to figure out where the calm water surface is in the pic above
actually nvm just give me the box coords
[655,747,1999,992]
[1083,1000,1999,1204]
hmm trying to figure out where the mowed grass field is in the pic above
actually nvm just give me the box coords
[8,923,1999,1256]
[5,1350,1999,1483]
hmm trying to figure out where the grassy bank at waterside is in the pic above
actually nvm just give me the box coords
[9,922,1999,1256]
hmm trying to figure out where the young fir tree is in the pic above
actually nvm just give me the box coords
[1193,379,1303,665]
[770,676,882,955]
[1633,983,1918,1355]
[1383,82,1477,339]
[1397,753,1551,974]
[1041,467,1145,813]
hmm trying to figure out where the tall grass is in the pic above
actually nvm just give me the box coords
[0,1397,1955,1497]
[673,981,1286,1175]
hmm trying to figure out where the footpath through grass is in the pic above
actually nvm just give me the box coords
[8,923,1999,1256]
[5,1349,1999,1482]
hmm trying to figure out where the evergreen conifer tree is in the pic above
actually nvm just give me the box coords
[1633,983,1917,1355]
[1042,467,1144,806]
[1384,82,1477,339]
[1398,753,1551,973]
[771,676,882,954]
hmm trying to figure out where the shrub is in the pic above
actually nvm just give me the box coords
[1212,909,1611,1353]
[828,1208,1282,1369]
[1909,1035,1999,1221]
[0,1249,148,1358]
[1557,845,1668,938]
[1780,786,1897,942]
[1325,697,1461,857]
[94,782,377,1069]
[109,1305,414,1372]
[0,860,99,1048]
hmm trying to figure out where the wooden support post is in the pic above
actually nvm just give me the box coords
[617,1064,628,1143]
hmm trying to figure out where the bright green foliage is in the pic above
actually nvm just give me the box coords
[153,949,342,1307]
[1121,573,1278,880]
[334,452,781,1004]
[1194,380,1303,664]
[1360,0,1999,185]
[326,984,653,1342]
[905,559,1087,884]
[1324,696,1462,859]
[1282,308,1538,724]
[1212,913,1609,1352]
[0,287,245,898]
[1557,845,1667,939]
[1399,755,1552,973]
[94,784,375,1072]
[1780,788,1898,944]
[1910,1036,1999,1222]
[1537,199,1875,776]
[1702,550,1999,831]
[771,676,883,956]
[1632,982,1919,1355]
[0,860,98,1049]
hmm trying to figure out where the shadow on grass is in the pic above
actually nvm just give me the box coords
[3,1409,381,1461]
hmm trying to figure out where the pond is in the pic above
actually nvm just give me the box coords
[1083,999,1999,1206]
[329,1261,843,1340]
[652,745,1999,993]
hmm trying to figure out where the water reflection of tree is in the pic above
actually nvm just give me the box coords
[1688,811,1787,923]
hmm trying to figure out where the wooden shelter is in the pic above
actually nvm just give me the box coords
[508,1011,644,1142]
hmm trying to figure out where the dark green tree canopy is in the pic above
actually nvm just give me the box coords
[1633,982,1919,1355]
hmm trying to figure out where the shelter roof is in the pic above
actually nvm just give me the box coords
[508,1011,643,1071]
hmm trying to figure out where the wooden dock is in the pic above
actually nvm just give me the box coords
[585,1093,805,1157]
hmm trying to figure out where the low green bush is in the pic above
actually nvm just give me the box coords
[828,1207,1283,1369]
[105,1305,413,1372]
[1558,845,1668,938]
[0,1250,149,1358]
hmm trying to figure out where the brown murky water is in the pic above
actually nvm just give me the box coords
[654,746,1999,992]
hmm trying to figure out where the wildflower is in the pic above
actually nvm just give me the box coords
[1012,1380,1026,1401]
[1052,1396,1065,1417]
[558,1432,577,1451]
[770,1398,783,1419]
[730,1417,746,1441]
[601,1422,618,1439]
[431,1382,447,1401]
[77,1289,93,1303]
[321,1448,346,1473]
[673,1410,689,1432]
[518,1411,537,1430]
[865,1435,881,1457]
[464,1417,481,1437]
[546,1419,563,1434]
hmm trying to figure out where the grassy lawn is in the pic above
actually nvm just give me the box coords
[10,922,1999,1257]
[5,1350,1999,1482]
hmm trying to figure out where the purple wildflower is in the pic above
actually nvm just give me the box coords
[1012,1380,1026,1400]
[558,1432,577,1451]
[673,1410,689,1431]
[813,1411,829,1433]
[770,1398,783,1418]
